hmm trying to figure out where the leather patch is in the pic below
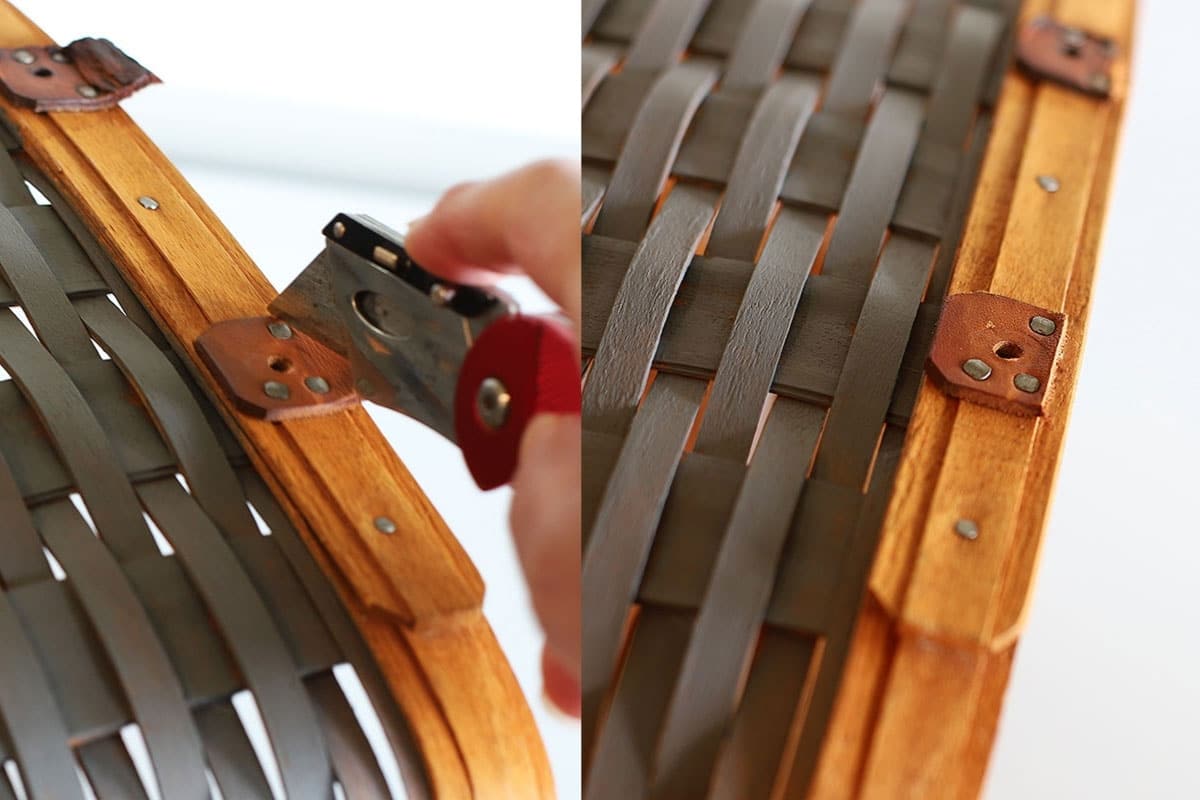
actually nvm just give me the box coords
[1017,16,1116,97]
[0,38,158,112]
[196,317,358,421]
[926,292,1065,416]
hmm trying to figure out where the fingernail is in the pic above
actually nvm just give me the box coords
[540,644,582,719]
[541,686,579,723]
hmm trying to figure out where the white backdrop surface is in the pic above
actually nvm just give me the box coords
[22,0,1200,798]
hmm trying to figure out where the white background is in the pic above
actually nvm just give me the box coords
[27,0,1200,798]
[983,2,1200,798]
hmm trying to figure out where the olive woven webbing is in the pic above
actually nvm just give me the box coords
[0,138,431,798]
[582,1,1020,797]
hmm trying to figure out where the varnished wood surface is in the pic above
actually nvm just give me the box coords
[0,2,552,796]
[813,0,1135,796]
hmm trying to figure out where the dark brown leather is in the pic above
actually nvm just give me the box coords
[1016,15,1115,97]
[926,291,1066,416]
[0,129,430,798]
[0,39,158,113]
[582,0,1018,797]
[195,315,357,421]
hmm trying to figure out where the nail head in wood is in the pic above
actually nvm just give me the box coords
[955,519,980,541]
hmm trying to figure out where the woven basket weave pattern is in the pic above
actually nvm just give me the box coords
[0,140,426,798]
[582,1,1019,797]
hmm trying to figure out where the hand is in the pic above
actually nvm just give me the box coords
[405,160,582,717]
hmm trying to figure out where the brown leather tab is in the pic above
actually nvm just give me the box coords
[1016,16,1116,98]
[0,38,158,112]
[926,292,1066,417]
[196,316,358,420]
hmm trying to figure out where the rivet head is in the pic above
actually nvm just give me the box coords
[51,51,68,63]
[476,377,511,430]
[267,321,293,340]
[962,358,992,381]
[137,196,160,211]
[429,284,456,306]
[332,221,346,239]
[1014,373,1041,394]
[1036,175,1061,193]
[305,376,330,394]
[263,380,290,400]
[76,84,99,98]
[355,377,375,396]
[12,49,35,65]
[1089,73,1111,94]
[374,516,396,535]
[955,519,980,541]
[1029,316,1057,336]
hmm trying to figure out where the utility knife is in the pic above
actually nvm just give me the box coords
[197,213,579,490]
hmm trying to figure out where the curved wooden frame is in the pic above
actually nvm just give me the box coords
[0,4,552,797]
[811,1,1135,796]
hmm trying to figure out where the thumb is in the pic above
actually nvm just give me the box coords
[509,413,581,715]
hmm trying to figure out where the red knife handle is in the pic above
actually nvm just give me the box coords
[454,315,580,490]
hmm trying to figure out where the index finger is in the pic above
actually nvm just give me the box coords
[404,160,581,330]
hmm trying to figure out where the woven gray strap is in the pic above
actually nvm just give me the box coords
[582,1,1017,797]
[0,135,429,798]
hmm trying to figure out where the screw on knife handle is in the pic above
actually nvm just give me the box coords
[454,315,579,490]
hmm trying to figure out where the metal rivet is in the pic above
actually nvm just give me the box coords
[476,377,511,430]
[429,284,456,306]
[1030,316,1057,336]
[955,519,979,541]
[305,376,330,394]
[51,51,68,63]
[76,84,98,98]
[332,221,346,238]
[1014,373,1041,394]
[1036,175,1061,193]
[267,321,293,340]
[372,245,400,270]
[1089,73,1111,94]
[137,196,159,211]
[962,358,992,381]
[374,516,396,535]
[13,49,35,65]
[263,380,290,400]
[355,377,375,396]
[1062,28,1086,53]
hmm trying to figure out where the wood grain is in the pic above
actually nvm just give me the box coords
[817,0,1135,794]
[0,3,551,796]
